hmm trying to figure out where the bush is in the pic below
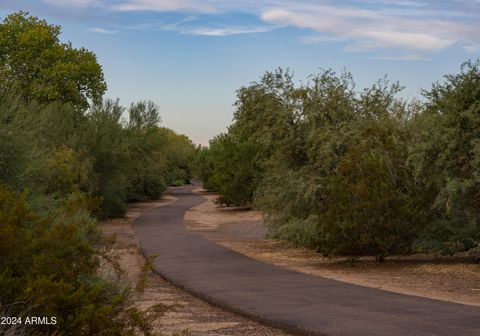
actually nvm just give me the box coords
[206,133,259,206]
[0,185,157,335]
[202,63,480,260]
[0,12,197,334]
[409,60,480,253]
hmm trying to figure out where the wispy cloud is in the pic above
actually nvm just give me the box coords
[183,26,272,36]
[260,3,471,53]
[123,17,272,37]
[88,27,118,34]
[464,45,480,52]
[370,55,432,62]
[44,0,97,7]
[38,0,480,56]
[111,0,216,13]
[300,35,345,44]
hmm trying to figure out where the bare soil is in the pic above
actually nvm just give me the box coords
[185,190,480,307]
[100,194,291,336]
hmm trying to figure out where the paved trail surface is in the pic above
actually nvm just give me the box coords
[133,185,480,336]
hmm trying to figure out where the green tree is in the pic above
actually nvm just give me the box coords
[0,12,198,335]
[409,60,480,254]
[0,11,106,108]
[210,68,430,260]
[194,145,214,189]
[204,69,305,206]
[207,132,259,206]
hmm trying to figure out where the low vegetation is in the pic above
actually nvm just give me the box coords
[196,62,480,261]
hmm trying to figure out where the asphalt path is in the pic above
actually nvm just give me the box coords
[133,184,480,336]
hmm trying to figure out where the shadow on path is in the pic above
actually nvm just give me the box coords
[133,184,480,336]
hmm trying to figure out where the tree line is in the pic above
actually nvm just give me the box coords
[0,12,195,335]
[196,62,480,262]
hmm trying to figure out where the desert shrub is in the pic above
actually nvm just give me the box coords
[206,133,259,206]
[0,11,197,335]
[193,146,214,189]
[0,128,25,186]
[158,128,196,186]
[207,69,444,259]
[0,185,159,335]
[316,114,424,259]
[409,60,480,254]
[202,69,303,206]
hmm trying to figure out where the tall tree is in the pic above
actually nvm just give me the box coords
[0,11,106,108]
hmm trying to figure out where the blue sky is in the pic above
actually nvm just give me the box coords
[1,1,479,145]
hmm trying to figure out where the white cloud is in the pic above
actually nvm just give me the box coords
[112,0,216,13]
[370,55,432,62]
[350,30,454,51]
[183,26,272,36]
[42,0,480,54]
[464,45,480,52]
[300,35,345,44]
[260,4,469,53]
[44,0,96,7]
[88,27,118,34]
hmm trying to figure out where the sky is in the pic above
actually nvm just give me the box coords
[1,1,479,145]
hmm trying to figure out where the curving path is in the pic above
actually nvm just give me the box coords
[133,185,480,336]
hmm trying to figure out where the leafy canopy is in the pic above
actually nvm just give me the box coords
[0,11,106,108]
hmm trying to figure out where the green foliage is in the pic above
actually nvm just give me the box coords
[316,113,424,259]
[157,127,196,186]
[0,127,25,186]
[0,11,197,335]
[0,96,196,217]
[0,12,106,108]
[409,60,480,254]
[0,186,156,336]
[204,61,480,259]
[193,146,214,189]
[206,132,259,206]
[252,71,425,259]
[0,96,195,334]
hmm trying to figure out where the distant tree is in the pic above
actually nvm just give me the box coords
[128,100,161,128]
[164,131,196,185]
[0,11,106,108]
[207,132,259,206]
[194,145,214,189]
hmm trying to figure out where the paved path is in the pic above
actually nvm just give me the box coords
[133,185,480,336]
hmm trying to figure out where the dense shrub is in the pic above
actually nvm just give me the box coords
[0,186,157,335]
[0,11,196,335]
[201,61,480,260]
[0,95,196,217]
[409,60,480,254]
[205,133,259,206]
[193,146,214,189]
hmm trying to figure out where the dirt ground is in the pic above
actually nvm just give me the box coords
[100,194,290,336]
[185,190,480,307]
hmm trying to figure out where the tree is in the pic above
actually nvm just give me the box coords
[0,11,106,108]
[208,68,431,260]
[194,145,214,189]
[409,60,480,254]
[207,132,259,206]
